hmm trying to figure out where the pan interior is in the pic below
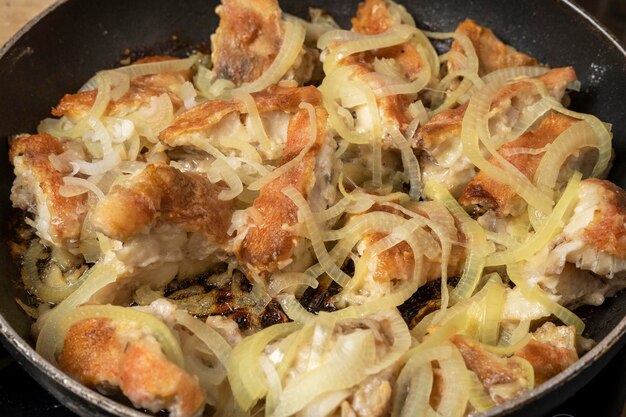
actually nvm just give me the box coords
[0,0,624,416]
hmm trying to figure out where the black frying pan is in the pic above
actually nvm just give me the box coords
[0,1,625,416]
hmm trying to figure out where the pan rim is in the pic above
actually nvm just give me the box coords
[0,0,624,416]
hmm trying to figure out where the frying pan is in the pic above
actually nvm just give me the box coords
[0,0,625,416]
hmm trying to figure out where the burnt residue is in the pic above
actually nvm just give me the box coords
[6,211,42,315]
[300,276,342,313]
[398,277,460,328]
[117,36,211,66]
[166,269,288,333]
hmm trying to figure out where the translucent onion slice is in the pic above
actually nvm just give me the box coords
[55,304,184,368]
[336,285,417,320]
[133,285,163,306]
[60,177,105,201]
[309,211,408,283]
[512,356,535,390]
[425,181,490,302]
[268,272,319,297]
[507,262,585,334]
[228,322,302,411]
[317,29,368,50]
[195,65,237,99]
[39,74,113,139]
[319,65,381,145]
[80,54,199,91]
[70,150,121,176]
[461,66,554,213]
[338,173,359,202]
[467,371,497,412]
[482,333,532,356]
[501,97,552,146]
[389,125,422,200]
[126,93,174,142]
[392,362,433,417]
[271,330,376,417]
[260,355,282,416]
[393,345,454,417]
[248,102,317,191]
[479,275,506,346]
[372,58,431,97]
[208,158,244,201]
[277,294,317,323]
[313,196,352,223]
[486,172,581,266]
[425,31,479,114]
[549,100,612,179]
[219,136,265,165]
[181,337,224,405]
[436,344,470,417]
[284,186,352,287]
[234,91,273,152]
[174,310,232,371]
[284,12,339,44]
[424,31,478,73]
[323,25,416,74]
[234,20,306,94]
[363,310,411,374]
[534,118,611,197]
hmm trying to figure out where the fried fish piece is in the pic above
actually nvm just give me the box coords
[451,335,530,403]
[521,178,626,310]
[345,0,426,135]
[89,164,235,274]
[159,85,321,161]
[235,103,337,277]
[210,0,313,86]
[459,112,578,216]
[451,322,578,403]
[52,56,192,122]
[501,178,626,324]
[351,0,424,80]
[9,133,87,247]
[448,18,538,76]
[416,67,576,197]
[514,322,579,386]
[59,317,205,417]
[337,201,466,306]
[92,163,234,244]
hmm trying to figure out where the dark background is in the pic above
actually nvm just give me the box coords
[0,0,624,416]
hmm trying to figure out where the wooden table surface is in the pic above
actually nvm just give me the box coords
[0,0,56,47]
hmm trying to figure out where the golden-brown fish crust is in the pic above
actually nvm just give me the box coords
[580,178,626,258]
[452,335,527,398]
[415,103,467,151]
[159,85,322,146]
[450,18,538,76]
[52,56,191,121]
[515,339,578,386]
[9,134,87,243]
[59,317,206,417]
[459,112,577,216]
[210,0,283,86]
[92,164,234,243]
[237,105,328,275]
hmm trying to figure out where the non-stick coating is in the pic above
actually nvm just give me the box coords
[0,0,625,416]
